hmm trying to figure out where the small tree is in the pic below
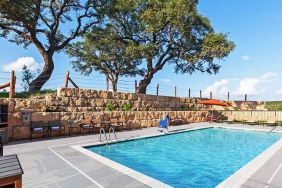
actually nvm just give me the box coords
[0,0,108,91]
[105,0,235,94]
[21,65,35,92]
[67,26,144,92]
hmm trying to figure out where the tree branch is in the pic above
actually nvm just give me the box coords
[54,6,99,51]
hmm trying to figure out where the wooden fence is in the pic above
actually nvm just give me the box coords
[220,110,282,121]
[0,71,16,98]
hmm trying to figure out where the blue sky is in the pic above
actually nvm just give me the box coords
[1,0,282,100]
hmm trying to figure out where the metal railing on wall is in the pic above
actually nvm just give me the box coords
[0,70,260,101]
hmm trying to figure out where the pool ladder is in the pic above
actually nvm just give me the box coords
[108,126,118,141]
[99,126,118,144]
[99,128,108,144]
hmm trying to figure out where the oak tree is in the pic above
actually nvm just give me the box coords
[107,0,235,93]
[67,26,144,92]
[0,0,108,91]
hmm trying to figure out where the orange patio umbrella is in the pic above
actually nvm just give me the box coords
[199,99,230,122]
[199,99,229,107]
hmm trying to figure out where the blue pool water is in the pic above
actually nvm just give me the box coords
[86,128,282,188]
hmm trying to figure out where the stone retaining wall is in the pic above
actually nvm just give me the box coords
[0,88,209,140]
[51,88,203,112]
[11,111,208,139]
[0,87,268,141]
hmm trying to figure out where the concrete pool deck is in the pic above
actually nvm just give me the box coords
[3,122,282,188]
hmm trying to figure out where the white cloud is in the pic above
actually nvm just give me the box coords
[204,72,278,97]
[2,57,43,72]
[237,78,259,95]
[241,55,251,61]
[235,72,277,95]
[204,79,230,96]
[260,72,277,79]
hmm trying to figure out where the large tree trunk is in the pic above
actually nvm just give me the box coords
[137,73,153,94]
[137,57,168,94]
[29,52,54,92]
[106,76,110,91]
[111,76,118,93]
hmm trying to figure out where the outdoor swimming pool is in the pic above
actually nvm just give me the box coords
[86,128,282,188]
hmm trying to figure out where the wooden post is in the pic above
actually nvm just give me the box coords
[210,91,212,99]
[135,80,137,93]
[156,84,159,96]
[245,94,247,102]
[188,88,191,99]
[68,77,79,88]
[64,71,70,88]
[9,70,15,98]
[200,90,202,99]
[227,92,230,101]
[174,86,177,97]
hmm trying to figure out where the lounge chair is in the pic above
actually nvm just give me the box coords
[30,121,48,140]
[48,121,65,137]
[118,118,131,130]
[246,116,257,125]
[110,118,123,131]
[169,117,184,125]
[177,118,185,125]
[169,118,177,126]
[234,117,246,124]
[219,115,235,124]
[0,136,3,156]
[206,114,220,122]
[80,119,94,134]
[92,119,103,130]
[265,117,277,126]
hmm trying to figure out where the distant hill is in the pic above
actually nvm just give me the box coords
[265,101,282,111]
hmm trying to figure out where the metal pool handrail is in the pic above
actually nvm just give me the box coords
[109,126,117,141]
[99,128,108,144]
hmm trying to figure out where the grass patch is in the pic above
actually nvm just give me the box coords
[0,89,56,99]
[180,105,197,111]
[265,101,282,111]
[0,92,9,98]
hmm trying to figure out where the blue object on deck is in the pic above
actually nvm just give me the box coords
[159,119,168,128]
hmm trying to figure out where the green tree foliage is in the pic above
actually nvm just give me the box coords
[106,0,235,93]
[0,0,108,91]
[67,26,145,92]
[21,65,35,92]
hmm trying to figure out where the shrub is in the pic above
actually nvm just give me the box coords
[180,105,197,111]
[121,102,133,111]
[105,102,117,111]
